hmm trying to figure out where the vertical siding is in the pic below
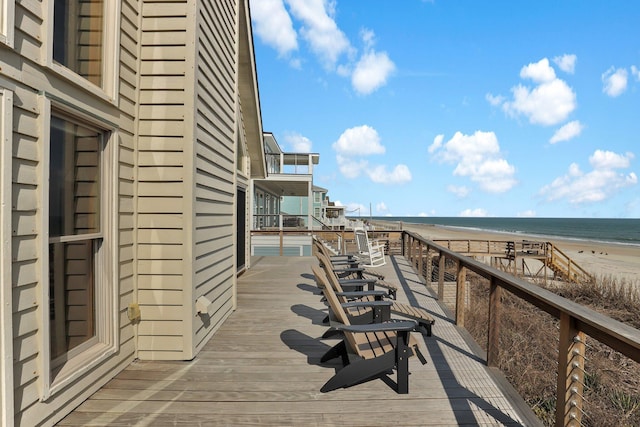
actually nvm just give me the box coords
[192,0,238,352]
[137,0,190,360]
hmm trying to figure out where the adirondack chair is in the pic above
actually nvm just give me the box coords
[311,265,426,394]
[312,238,397,299]
[316,252,434,337]
[354,228,386,267]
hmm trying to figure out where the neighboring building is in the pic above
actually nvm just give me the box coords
[0,1,264,425]
[251,132,319,255]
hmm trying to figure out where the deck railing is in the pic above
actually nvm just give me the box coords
[402,230,640,427]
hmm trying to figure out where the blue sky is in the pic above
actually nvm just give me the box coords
[249,0,640,218]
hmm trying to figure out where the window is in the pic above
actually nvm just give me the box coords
[49,0,119,99]
[0,0,15,46]
[43,105,116,397]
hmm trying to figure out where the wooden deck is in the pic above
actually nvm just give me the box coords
[58,256,541,426]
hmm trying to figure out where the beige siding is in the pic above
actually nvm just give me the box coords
[3,0,140,425]
[136,0,190,360]
[191,0,238,353]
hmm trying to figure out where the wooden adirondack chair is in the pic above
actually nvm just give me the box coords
[311,265,426,394]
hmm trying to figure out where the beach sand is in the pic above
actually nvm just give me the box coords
[373,220,640,284]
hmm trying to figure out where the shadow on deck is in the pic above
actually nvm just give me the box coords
[58,256,541,426]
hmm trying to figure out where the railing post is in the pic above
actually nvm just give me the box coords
[418,241,424,279]
[487,277,501,367]
[438,251,445,301]
[425,246,432,290]
[556,313,586,427]
[279,229,284,256]
[455,262,466,327]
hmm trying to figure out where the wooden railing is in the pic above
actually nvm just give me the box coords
[402,231,640,427]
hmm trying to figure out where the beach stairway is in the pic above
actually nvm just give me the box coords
[543,242,594,284]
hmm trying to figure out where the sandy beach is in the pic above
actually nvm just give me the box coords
[373,219,640,285]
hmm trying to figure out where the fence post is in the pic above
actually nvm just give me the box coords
[556,313,586,427]
[487,277,501,367]
[425,246,431,290]
[418,241,424,279]
[455,262,466,327]
[438,251,445,301]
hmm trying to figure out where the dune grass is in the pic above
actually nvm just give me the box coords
[464,275,640,426]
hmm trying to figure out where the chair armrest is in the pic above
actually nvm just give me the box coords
[341,300,392,309]
[336,290,386,298]
[337,320,417,333]
[338,278,377,285]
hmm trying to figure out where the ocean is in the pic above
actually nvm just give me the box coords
[371,217,640,247]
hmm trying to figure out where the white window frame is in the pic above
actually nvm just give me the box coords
[0,88,14,426]
[0,0,14,46]
[45,0,120,103]
[39,95,118,401]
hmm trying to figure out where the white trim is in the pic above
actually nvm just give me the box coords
[38,95,118,400]
[44,0,120,103]
[0,88,14,426]
[0,0,14,47]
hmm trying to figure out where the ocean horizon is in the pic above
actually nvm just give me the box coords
[369,217,640,247]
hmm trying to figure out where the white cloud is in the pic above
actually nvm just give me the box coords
[350,29,395,95]
[430,131,517,193]
[336,155,368,179]
[602,67,628,97]
[333,125,410,184]
[632,66,640,81]
[517,210,537,217]
[539,150,637,204]
[520,58,556,83]
[352,50,395,95]
[496,58,577,126]
[284,131,312,152]
[503,79,576,126]
[332,125,385,156]
[590,149,633,169]
[485,93,505,106]
[459,208,489,217]
[428,134,444,154]
[285,0,351,69]
[376,202,388,213]
[550,120,584,144]
[553,54,577,74]
[250,0,298,57]
[367,164,412,184]
[447,184,470,198]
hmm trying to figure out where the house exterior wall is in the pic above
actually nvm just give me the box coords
[191,0,239,355]
[0,0,259,425]
[1,1,140,425]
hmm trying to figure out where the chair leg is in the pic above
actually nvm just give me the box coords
[396,331,411,394]
[320,352,396,393]
[320,340,347,363]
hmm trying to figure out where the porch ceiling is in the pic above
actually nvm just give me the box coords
[256,179,311,197]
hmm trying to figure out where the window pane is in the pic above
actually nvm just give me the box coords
[49,116,101,238]
[53,0,104,87]
[49,240,96,360]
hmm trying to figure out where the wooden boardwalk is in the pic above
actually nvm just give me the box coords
[59,256,541,426]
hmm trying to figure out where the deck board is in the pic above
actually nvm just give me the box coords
[58,255,541,426]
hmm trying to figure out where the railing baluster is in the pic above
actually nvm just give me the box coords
[556,313,586,427]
